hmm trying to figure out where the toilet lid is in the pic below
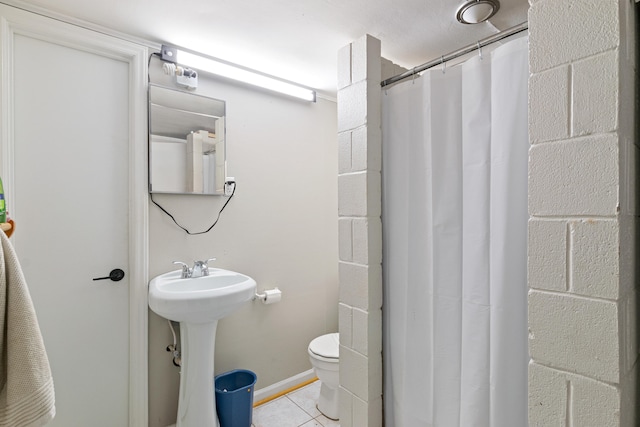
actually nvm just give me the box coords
[309,333,339,359]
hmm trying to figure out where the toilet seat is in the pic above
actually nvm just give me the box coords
[309,333,339,360]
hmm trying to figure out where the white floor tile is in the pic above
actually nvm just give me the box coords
[287,381,322,418]
[300,420,323,427]
[252,396,313,427]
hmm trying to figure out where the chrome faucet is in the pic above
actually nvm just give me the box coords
[173,258,216,279]
[173,261,191,279]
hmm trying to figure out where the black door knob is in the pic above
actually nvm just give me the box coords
[93,269,125,282]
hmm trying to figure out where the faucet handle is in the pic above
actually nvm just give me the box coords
[203,258,217,274]
[173,261,191,278]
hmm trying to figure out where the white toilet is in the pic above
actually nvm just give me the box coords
[308,332,340,420]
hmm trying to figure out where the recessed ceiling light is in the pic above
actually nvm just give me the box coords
[456,0,500,24]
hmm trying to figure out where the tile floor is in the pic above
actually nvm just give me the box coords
[252,380,340,427]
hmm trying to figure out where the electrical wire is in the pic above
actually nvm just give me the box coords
[148,51,160,71]
[150,182,236,235]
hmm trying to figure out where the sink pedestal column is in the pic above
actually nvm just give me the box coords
[176,321,219,427]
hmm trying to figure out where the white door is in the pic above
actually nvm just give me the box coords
[0,6,148,426]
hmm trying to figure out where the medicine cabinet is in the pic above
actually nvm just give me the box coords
[148,83,226,195]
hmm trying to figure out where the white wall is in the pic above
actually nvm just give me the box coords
[528,0,638,425]
[147,57,338,426]
[336,36,384,427]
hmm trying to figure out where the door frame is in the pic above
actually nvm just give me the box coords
[0,5,149,426]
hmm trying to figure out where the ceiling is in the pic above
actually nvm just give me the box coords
[13,0,528,97]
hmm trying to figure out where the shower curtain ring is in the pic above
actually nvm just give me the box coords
[441,56,446,74]
[477,41,483,60]
[412,67,417,84]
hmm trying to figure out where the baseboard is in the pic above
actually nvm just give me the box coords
[253,369,317,406]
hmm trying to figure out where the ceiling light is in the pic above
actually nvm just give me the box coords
[161,45,316,102]
[456,0,500,24]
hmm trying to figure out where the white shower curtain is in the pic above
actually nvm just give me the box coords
[382,36,528,427]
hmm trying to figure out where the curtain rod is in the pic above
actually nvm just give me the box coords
[381,21,528,88]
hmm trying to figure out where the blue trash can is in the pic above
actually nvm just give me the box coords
[214,369,257,427]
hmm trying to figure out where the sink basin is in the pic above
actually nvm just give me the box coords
[149,268,257,323]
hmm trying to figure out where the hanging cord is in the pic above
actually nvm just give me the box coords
[150,182,236,235]
[148,52,161,78]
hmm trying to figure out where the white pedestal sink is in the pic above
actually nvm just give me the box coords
[149,268,257,427]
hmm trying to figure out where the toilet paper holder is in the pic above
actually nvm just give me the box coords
[254,287,282,304]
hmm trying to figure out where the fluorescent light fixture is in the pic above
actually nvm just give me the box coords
[161,45,316,102]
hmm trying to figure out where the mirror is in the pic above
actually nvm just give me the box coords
[149,84,226,195]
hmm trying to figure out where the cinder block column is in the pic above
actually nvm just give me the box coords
[528,0,638,425]
[336,35,383,427]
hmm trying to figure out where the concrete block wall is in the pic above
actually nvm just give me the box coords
[337,35,383,427]
[528,0,638,425]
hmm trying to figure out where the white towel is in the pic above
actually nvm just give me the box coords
[0,231,55,427]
